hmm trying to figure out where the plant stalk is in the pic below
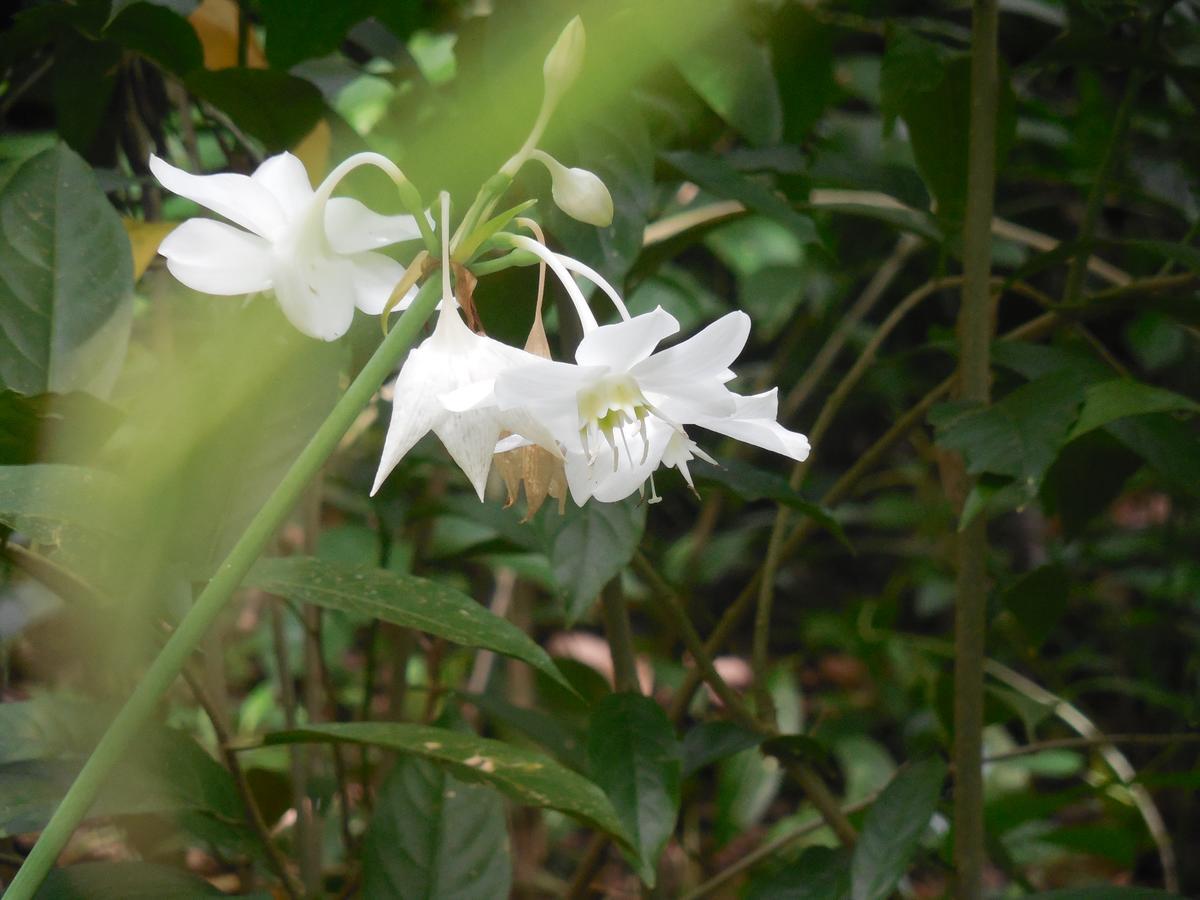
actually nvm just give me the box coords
[601,579,639,694]
[953,2,999,897]
[5,278,441,900]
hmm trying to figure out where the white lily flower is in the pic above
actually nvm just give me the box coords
[490,304,809,504]
[372,196,557,500]
[151,151,424,341]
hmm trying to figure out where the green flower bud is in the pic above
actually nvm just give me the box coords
[542,16,586,106]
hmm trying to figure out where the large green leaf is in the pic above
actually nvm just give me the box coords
[662,150,818,246]
[746,846,851,900]
[544,496,646,624]
[34,862,239,899]
[850,757,946,900]
[1000,564,1070,650]
[587,693,681,886]
[262,722,632,848]
[185,69,325,152]
[0,144,133,396]
[246,556,571,691]
[672,8,782,147]
[104,2,203,75]
[259,0,376,69]
[1066,379,1199,442]
[0,464,115,543]
[362,756,512,900]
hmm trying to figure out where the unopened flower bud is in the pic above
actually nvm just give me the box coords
[532,150,613,227]
[542,16,586,106]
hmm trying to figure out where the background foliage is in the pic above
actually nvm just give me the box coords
[1,0,1198,897]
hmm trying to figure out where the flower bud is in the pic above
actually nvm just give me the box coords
[542,16,586,105]
[533,151,613,227]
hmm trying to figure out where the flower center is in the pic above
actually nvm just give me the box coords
[577,374,652,466]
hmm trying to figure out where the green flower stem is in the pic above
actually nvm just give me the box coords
[5,277,441,900]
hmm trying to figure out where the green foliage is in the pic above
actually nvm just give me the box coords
[544,496,646,624]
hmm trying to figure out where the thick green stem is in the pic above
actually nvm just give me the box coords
[600,579,639,694]
[954,3,999,898]
[5,278,440,900]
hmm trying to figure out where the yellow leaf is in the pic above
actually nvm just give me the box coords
[123,219,177,282]
[188,0,266,71]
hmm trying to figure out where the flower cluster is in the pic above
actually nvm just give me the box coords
[151,17,809,510]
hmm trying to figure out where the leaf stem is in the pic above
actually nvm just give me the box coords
[601,578,639,694]
[4,278,442,900]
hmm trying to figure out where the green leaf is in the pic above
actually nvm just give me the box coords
[361,756,512,900]
[771,8,836,143]
[587,693,682,886]
[932,373,1087,488]
[259,0,377,69]
[662,150,819,246]
[34,862,236,899]
[879,27,951,130]
[544,496,646,624]
[0,464,115,543]
[1023,890,1180,900]
[185,69,325,152]
[1066,379,1199,442]
[1041,429,1143,535]
[246,556,572,692]
[104,2,202,75]
[0,144,133,396]
[850,757,946,900]
[1107,413,1200,499]
[263,722,632,848]
[0,390,120,466]
[459,691,588,772]
[672,10,782,146]
[681,722,764,777]
[746,846,851,900]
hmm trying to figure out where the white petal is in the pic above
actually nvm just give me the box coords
[250,152,314,219]
[590,422,672,502]
[648,379,739,421]
[695,410,811,462]
[574,306,678,370]
[271,256,357,341]
[325,197,424,253]
[493,359,604,410]
[632,310,751,389]
[434,411,504,501]
[158,219,273,295]
[348,251,407,315]
[371,348,449,494]
[150,154,285,239]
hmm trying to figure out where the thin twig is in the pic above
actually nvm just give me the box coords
[984,733,1200,763]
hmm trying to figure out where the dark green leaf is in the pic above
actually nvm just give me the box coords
[1041,429,1143,535]
[52,32,121,153]
[681,721,764,777]
[746,846,852,900]
[362,756,512,900]
[185,69,325,152]
[34,862,232,899]
[0,390,120,466]
[1107,413,1200,499]
[263,722,631,849]
[850,757,946,900]
[1023,890,1180,900]
[880,27,952,130]
[672,10,782,146]
[545,496,646,624]
[587,693,681,886]
[246,556,572,691]
[104,2,203,75]
[1066,379,1198,442]
[661,151,819,246]
[0,144,133,396]
[259,0,377,69]
[771,8,835,143]
[459,691,588,772]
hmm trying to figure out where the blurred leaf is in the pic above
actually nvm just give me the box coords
[263,722,632,849]
[1023,891,1179,900]
[34,862,234,899]
[0,464,115,543]
[0,144,133,397]
[771,7,835,143]
[672,10,782,146]
[460,691,588,771]
[1041,429,1143,534]
[999,564,1070,649]
[361,756,512,900]
[587,693,681,886]
[1107,413,1200,499]
[259,0,376,69]
[543,496,646,624]
[0,391,120,466]
[681,721,763,777]
[850,757,946,900]
[662,151,819,245]
[186,68,325,151]
[746,846,852,900]
[247,556,572,691]
[104,2,203,75]
[1066,379,1198,442]
[53,32,121,152]
[879,27,952,131]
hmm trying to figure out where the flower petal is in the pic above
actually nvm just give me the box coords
[493,358,605,409]
[347,251,407,315]
[158,218,273,295]
[694,391,810,461]
[574,306,679,370]
[434,411,504,501]
[250,152,314,219]
[632,310,750,389]
[325,197,424,253]
[588,419,673,502]
[270,256,357,341]
[150,154,285,239]
[371,347,449,494]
